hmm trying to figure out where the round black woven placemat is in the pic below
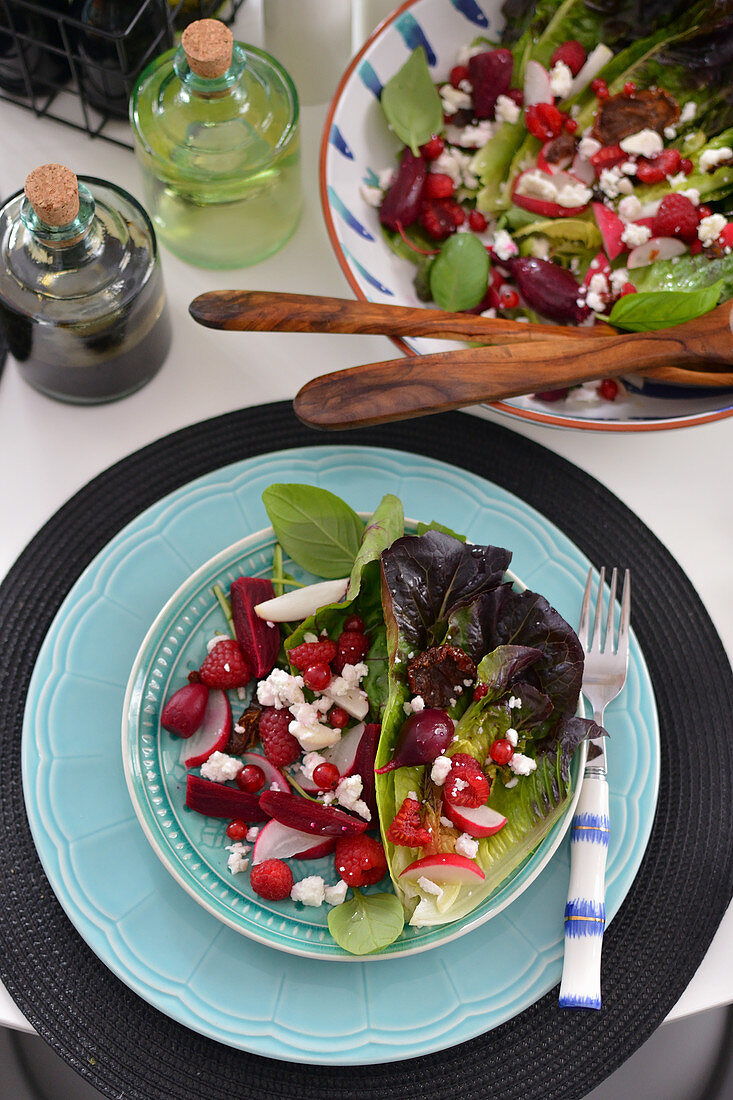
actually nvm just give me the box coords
[1,403,731,1100]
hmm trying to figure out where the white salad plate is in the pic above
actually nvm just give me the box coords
[320,0,733,432]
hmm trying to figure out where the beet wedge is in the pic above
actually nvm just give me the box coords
[185,774,269,822]
[230,576,281,678]
[353,722,381,822]
[259,790,369,837]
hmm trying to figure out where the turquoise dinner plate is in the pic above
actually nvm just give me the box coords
[22,446,659,1064]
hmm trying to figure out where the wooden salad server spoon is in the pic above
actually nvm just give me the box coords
[291,301,733,429]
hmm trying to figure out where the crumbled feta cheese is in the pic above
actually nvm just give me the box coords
[303,632,319,644]
[610,268,630,295]
[359,184,382,207]
[446,119,496,148]
[618,195,642,222]
[508,695,522,709]
[440,815,453,828]
[509,752,537,776]
[430,754,453,786]
[440,84,472,114]
[506,727,518,747]
[257,668,304,710]
[700,146,733,173]
[515,169,557,203]
[698,213,727,247]
[225,842,250,874]
[667,172,687,188]
[677,188,700,206]
[456,43,485,66]
[619,129,663,157]
[527,236,550,260]
[480,307,497,318]
[495,93,521,125]
[201,751,242,783]
[334,774,371,821]
[407,790,419,802]
[492,228,518,260]
[578,136,602,160]
[620,161,637,176]
[455,833,479,859]
[324,880,349,906]
[417,876,443,898]
[504,777,519,789]
[586,272,609,312]
[403,694,426,716]
[664,126,677,140]
[289,702,341,751]
[206,633,228,653]
[621,222,651,248]
[549,60,573,99]
[435,148,478,189]
[291,875,326,907]
[452,777,468,790]
[245,826,259,843]
[599,167,633,198]
[680,101,696,124]
[300,751,327,782]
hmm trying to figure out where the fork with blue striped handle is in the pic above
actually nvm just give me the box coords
[559,567,631,1010]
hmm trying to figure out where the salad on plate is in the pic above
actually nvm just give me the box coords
[364,0,733,404]
[156,484,600,955]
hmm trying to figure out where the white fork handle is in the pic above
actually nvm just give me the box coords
[558,772,609,1010]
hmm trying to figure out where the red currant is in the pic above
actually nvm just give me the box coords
[473,682,489,701]
[680,158,694,176]
[619,282,637,298]
[468,209,487,232]
[623,81,636,96]
[328,706,350,729]
[590,78,609,100]
[236,764,265,794]
[697,205,712,220]
[500,288,520,309]
[489,738,514,765]
[564,117,578,133]
[599,378,619,401]
[312,762,340,790]
[449,64,469,89]
[419,135,445,161]
[225,819,247,840]
[343,614,365,633]
[303,663,331,691]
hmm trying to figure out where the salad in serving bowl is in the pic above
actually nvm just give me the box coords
[132,483,598,957]
[321,0,733,429]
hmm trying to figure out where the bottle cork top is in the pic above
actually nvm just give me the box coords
[24,164,80,227]
[181,19,233,79]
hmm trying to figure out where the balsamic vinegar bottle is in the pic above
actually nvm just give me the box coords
[0,0,70,98]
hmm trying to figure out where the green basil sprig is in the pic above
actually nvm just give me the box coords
[430,234,491,312]
[608,281,724,331]
[380,47,443,156]
[327,889,405,955]
[262,484,365,578]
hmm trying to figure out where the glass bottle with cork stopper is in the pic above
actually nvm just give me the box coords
[0,163,171,404]
[130,18,302,269]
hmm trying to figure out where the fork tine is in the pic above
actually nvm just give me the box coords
[578,568,594,649]
[604,568,618,653]
[591,566,605,652]
[617,569,631,663]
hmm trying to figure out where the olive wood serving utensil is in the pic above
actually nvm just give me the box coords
[291,302,733,429]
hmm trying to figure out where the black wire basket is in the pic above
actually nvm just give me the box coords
[0,0,248,149]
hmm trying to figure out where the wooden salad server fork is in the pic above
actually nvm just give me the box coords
[288,301,733,429]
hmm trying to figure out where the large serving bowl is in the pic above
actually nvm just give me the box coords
[319,0,733,432]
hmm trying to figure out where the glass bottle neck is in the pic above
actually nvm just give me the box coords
[173,42,247,99]
[20,183,98,257]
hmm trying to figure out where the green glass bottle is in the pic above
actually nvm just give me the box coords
[130,18,302,269]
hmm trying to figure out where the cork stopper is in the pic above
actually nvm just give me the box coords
[181,19,233,79]
[24,163,79,227]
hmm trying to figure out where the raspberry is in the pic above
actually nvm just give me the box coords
[288,638,337,671]
[386,797,432,848]
[335,834,387,887]
[250,859,293,901]
[473,682,489,701]
[198,639,252,690]
[334,630,370,673]
[652,193,699,243]
[418,197,456,240]
[258,707,301,766]
[343,614,365,632]
[550,40,586,77]
[680,158,694,176]
[718,223,733,248]
[468,209,487,232]
[623,81,636,96]
[419,135,445,160]
[590,145,625,173]
[635,148,681,185]
[447,201,466,226]
[525,102,564,141]
[424,172,455,199]
[444,753,490,808]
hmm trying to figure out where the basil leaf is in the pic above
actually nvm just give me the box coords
[327,890,404,955]
[262,484,364,578]
[429,234,491,312]
[608,281,724,331]
[347,493,404,601]
[380,47,443,156]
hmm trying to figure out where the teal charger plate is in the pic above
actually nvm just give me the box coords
[22,446,659,1064]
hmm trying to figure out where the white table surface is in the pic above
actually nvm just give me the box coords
[0,0,730,1040]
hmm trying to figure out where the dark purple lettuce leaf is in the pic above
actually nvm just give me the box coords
[380,532,512,654]
[475,644,542,701]
[538,716,606,783]
[509,681,555,732]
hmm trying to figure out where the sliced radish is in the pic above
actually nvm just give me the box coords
[259,789,369,837]
[538,140,573,175]
[593,202,626,260]
[400,853,486,886]
[254,578,349,622]
[583,251,612,288]
[523,60,552,106]
[627,236,687,269]
[161,682,209,739]
[252,819,337,864]
[297,723,366,792]
[571,152,595,186]
[180,689,231,768]
[567,44,613,98]
[185,774,267,821]
[322,684,369,721]
[443,800,507,837]
[240,752,289,793]
[513,169,590,219]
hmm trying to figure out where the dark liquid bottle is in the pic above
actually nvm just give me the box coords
[0,0,70,98]
[0,163,172,404]
[69,0,172,118]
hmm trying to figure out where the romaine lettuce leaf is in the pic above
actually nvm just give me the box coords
[630,251,733,299]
